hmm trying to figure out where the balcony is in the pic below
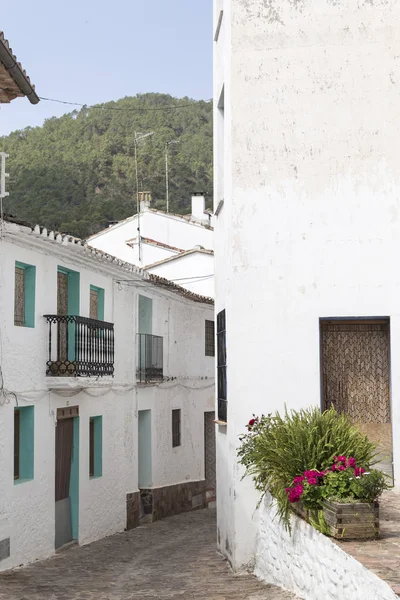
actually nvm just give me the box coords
[44,315,114,377]
[137,333,163,383]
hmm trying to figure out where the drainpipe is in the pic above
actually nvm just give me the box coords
[0,36,39,104]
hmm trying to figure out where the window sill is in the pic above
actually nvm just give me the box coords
[214,420,227,426]
[89,475,102,480]
[14,477,33,485]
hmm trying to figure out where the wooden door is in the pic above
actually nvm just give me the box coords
[90,288,99,320]
[55,418,74,548]
[204,411,216,490]
[321,321,392,477]
[57,272,68,362]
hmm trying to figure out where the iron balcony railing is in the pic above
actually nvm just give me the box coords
[137,333,163,382]
[44,315,115,377]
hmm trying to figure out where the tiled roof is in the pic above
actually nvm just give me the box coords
[2,214,213,305]
[145,247,214,269]
[0,32,39,104]
[126,236,184,253]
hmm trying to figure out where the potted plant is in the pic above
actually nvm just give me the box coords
[238,407,389,538]
[285,456,388,539]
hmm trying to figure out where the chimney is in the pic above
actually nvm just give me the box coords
[191,193,208,224]
[139,191,152,212]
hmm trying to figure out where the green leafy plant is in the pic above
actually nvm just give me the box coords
[349,469,389,503]
[237,406,378,530]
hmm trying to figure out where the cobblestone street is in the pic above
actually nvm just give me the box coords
[0,509,296,600]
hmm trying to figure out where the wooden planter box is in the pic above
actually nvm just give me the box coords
[292,500,380,540]
[322,500,380,540]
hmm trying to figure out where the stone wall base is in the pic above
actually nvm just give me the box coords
[126,491,140,530]
[140,480,209,522]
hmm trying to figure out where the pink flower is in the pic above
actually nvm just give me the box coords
[293,476,305,484]
[331,464,337,471]
[337,455,347,463]
[347,457,356,468]
[354,467,366,477]
[304,470,319,479]
[337,465,346,471]
[308,477,318,486]
[248,418,256,427]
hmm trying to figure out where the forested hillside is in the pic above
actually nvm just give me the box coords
[1,94,213,238]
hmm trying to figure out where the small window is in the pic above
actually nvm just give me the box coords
[172,409,181,448]
[205,320,215,356]
[14,406,34,483]
[14,262,36,327]
[89,416,103,478]
[217,309,227,422]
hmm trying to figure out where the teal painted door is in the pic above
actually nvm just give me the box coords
[138,410,152,488]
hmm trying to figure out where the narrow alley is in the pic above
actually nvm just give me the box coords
[0,509,295,600]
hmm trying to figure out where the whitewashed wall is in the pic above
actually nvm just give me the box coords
[135,286,215,488]
[255,495,397,600]
[0,221,214,571]
[88,208,213,268]
[146,251,214,298]
[214,0,400,570]
[0,225,136,571]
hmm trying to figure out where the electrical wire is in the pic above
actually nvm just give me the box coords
[39,97,210,112]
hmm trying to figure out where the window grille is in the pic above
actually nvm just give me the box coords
[217,309,227,422]
[205,320,215,356]
[172,409,181,447]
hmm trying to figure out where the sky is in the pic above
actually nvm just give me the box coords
[0,0,213,136]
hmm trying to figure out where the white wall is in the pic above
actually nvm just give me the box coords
[135,286,215,488]
[255,495,397,600]
[147,252,214,298]
[0,227,136,570]
[0,221,215,570]
[88,208,213,268]
[214,0,400,570]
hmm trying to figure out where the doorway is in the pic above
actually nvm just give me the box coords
[55,408,79,549]
[204,411,216,490]
[320,319,392,478]
[138,410,152,488]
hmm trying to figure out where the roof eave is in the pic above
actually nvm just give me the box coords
[0,32,39,104]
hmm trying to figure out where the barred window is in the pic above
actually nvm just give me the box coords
[217,309,227,422]
[205,320,215,356]
[172,409,181,447]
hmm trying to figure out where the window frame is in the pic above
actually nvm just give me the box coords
[172,409,181,448]
[89,285,105,321]
[14,261,36,328]
[13,406,34,484]
[217,309,227,422]
[205,320,215,357]
[14,410,20,480]
[89,416,103,479]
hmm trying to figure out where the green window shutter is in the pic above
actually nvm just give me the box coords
[89,416,103,478]
[14,406,34,484]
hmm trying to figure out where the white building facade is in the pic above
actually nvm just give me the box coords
[0,216,215,570]
[214,0,400,571]
[87,193,215,298]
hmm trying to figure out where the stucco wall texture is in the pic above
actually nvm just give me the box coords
[214,0,400,570]
[255,496,397,600]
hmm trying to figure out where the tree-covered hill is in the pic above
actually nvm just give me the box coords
[1,93,213,238]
